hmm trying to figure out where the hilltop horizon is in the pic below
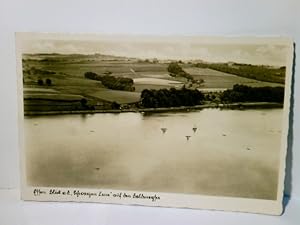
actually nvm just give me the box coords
[22,52,285,68]
[20,36,289,67]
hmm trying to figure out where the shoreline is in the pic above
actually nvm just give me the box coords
[24,102,283,116]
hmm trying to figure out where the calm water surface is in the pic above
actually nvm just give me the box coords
[24,108,283,199]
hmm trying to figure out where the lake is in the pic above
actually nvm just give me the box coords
[24,108,282,200]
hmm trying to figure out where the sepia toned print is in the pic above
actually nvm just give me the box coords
[16,33,293,215]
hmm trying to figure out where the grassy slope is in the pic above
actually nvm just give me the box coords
[192,63,285,84]
[88,90,141,104]
[183,66,284,89]
[23,54,175,106]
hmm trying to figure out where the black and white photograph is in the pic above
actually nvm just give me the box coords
[16,33,293,214]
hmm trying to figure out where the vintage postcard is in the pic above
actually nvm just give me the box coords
[16,33,293,215]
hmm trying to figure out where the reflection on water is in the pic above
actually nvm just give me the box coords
[24,108,283,200]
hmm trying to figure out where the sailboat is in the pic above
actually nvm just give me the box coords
[161,128,167,134]
[192,126,197,133]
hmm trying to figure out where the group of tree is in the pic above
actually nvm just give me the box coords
[37,78,52,86]
[84,71,102,81]
[141,87,204,108]
[195,62,285,84]
[167,62,194,81]
[137,58,158,63]
[79,98,97,110]
[101,75,134,91]
[84,72,135,91]
[220,84,284,103]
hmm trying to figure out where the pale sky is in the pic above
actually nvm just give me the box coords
[21,35,289,66]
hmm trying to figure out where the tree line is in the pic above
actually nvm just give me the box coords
[84,72,135,91]
[141,87,204,108]
[167,62,194,81]
[220,84,284,103]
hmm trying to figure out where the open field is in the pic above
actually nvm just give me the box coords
[193,62,286,84]
[88,89,141,104]
[133,77,183,91]
[184,67,284,89]
[26,57,167,78]
[133,78,182,85]
[23,87,86,112]
[24,87,84,101]
[24,93,84,101]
